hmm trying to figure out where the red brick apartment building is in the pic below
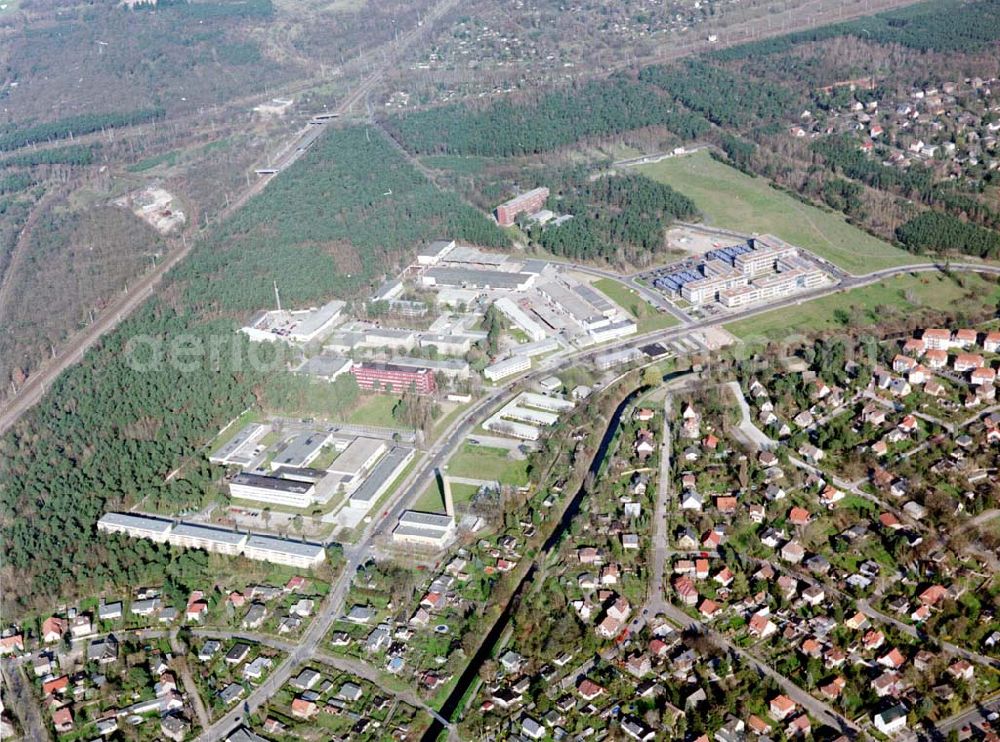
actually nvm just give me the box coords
[495,187,549,226]
[350,362,437,394]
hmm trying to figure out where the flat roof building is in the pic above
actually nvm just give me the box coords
[347,446,415,511]
[270,431,334,470]
[169,523,247,556]
[416,239,456,266]
[496,188,549,227]
[209,423,271,467]
[240,300,345,344]
[329,437,386,480]
[97,513,173,543]
[295,355,353,382]
[484,355,531,382]
[392,511,456,548]
[230,473,316,509]
[242,535,326,569]
[351,361,437,394]
[484,415,540,441]
[97,513,327,569]
[421,267,536,292]
[595,347,643,370]
[494,297,548,342]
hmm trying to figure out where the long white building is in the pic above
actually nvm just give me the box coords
[392,511,456,548]
[494,297,548,342]
[230,473,316,509]
[484,355,531,382]
[97,513,326,568]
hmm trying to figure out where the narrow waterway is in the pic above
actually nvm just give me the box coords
[423,372,687,739]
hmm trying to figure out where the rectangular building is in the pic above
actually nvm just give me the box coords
[496,188,550,227]
[421,267,536,292]
[484,355,531,382]
[168,523,247,557]
[588,319,638,344]
[230,473,316,509]
[392,511,457,548]
[210,423,271,467]
[329,437,387,481]
[347,446,415,511]
[351,361,437,394]
[494,297,548,342]
[270,431,333,470]
[516,392,575,412]
[97,513,173,543]
[242,535,326,569]
[595,347,643,370]
[484,415,540,441]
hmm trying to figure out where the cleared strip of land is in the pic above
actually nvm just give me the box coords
[638,150,915,274]
[724,272,1000,339]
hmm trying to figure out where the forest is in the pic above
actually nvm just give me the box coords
[711,0,1000,61]
[0,108,165,152]
[639,61,798,130]
[0,124,506,615]
[176,125,508,314]
[895,211,1000,258]
[527,171,698,263]
[385,77,711,157]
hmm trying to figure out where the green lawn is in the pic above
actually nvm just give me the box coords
[413,481,479,512]
[339,394,403,428]
[725,272,1000,340]
[592,277,678,334]
[639,150,915,274]
[419,154,495,174]
[447,444,530,486]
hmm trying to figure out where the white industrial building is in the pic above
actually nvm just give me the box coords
[510,337,560,358]
[588,319,638,344]
[346,446,415,511]
[229,473,317,509]
[484,355,531,382]
[392,511,456,548]
[270,431,334,470]
[97,513,327,568]
[240,300,345,344]
[210,423,272,467]
[494,297,548,342]
[328,437,387,485]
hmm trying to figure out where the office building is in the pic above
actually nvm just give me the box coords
[230,473,316,509]
[495,188,550,226]
[351,361,437,394]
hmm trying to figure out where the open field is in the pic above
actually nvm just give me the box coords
[638,150,915,274]
[340,394,403,428]
[592,277,679,334]
[725,272,1000,340]
[413,480,479,512]
[447,443,530,486]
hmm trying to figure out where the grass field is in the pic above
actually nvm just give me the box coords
[340,394,403,428]
[725,272,1000,340]
[592,277,678,334]
[413,481,480,513]
[447,444,530,486]
[638,150,915,274]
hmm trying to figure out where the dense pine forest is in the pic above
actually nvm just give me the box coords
[0,108,165,152]
[528,171,698,263]
[385,78,711,157]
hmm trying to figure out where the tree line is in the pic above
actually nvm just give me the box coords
[896,211,1000,257]
[385,77,711,157]
[639,60,799,130]
[0,108,165,152]
[711,0,1000,60]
